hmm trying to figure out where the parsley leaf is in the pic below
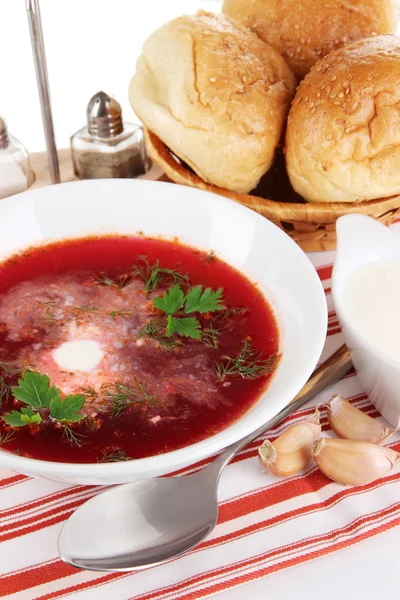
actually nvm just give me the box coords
[153,284,185,315]
[3,408,43,427]
[167,316,201,339]
[12,371,59,409]
[49,394,85,423]
[184,286,224,314]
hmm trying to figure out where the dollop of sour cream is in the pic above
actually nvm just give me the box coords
[53,340,104,372]
[343,260,400,362]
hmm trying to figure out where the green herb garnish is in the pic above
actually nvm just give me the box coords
[3,408,43,427]
[80,386,98,399]
[37,300,58,326]
[137,320,179,350]
[200,251,216,264]
[202,323,220,349]
[96,448,131,463]
[110,310,134,318]
[62,425,86,447]
[0,429,16,446]
[184,285,224,314]
[74,305,99,313]
[102,378,159,418]
[153,284,224,341]
[2,371,86,444]
[0,361,21,406]
[132,256,190,293]
[215,340,279,381]
[214,307,246,321]
[166,315,201,339]
[94,272,134,290]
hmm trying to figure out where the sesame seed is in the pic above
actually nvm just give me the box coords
[300,37,305,43]
[309,102,315,107]
[296,46,301,53]
[316,65,323,72]
[209,77,216,83]
[305,96,309,102]
[307,38,311,43]
[345,88,350,95]
[242,76,247,83]
[342,36,348,43]
[294,24,300,29]
[371,31,377,36]
[367,75,374,81]
[326,86,331,93]
[326,134,333,140]
[334,39,340,44]
[330,93,337,99]
[338,92,344,98]
[345,127,352,133]
[310,106,316,114]
[237,88,245,94]
[343,82,349,88]
[334,101,341,105]
[317,92,321,97]
[331,75,337,81]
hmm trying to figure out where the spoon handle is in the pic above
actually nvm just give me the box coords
[211,344,352,474]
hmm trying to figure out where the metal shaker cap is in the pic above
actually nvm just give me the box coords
[87,91,123,138]
[0,116,9,149]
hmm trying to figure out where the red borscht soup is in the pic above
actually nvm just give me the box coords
[0,237,280,463]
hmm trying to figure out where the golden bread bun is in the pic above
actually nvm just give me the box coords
[286,35,400,204]
[129,11,296,194]
[222,0,396,80]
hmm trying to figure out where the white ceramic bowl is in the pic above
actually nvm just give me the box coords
[333,214,400,426]
[0,179,327,484]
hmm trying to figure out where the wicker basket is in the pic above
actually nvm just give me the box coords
[144,129,400,252]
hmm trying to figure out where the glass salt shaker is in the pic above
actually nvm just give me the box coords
[70,91,149,179]
[0,117,35,200]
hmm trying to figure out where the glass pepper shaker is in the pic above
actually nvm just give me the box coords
[0,117,35,200]
[70,91,149,179]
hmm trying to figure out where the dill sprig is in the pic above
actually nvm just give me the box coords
[110,310,134,318]
[132,256,190,293]
[96,448,131,463]
[215,340,278,381]
[200,251,216,264]
[80,386,98,399]
[62,425,86,447]
[0,361,21,406]
[202,323,220,349]
[138,320,179,350]
[94,272,134,290]
[102,378,160,418]
[0,429,16,447]
[37,300,58,326]
[74,305,99,313]
[213,307,245,322]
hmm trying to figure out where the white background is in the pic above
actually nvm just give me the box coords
[0,0,222,153]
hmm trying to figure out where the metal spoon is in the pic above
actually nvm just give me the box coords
[58,345,352,572]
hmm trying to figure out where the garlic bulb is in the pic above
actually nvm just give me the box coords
[312,437,400,486]
[326,395,398,444]
[259,408,321,476]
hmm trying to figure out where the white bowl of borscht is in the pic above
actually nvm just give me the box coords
[0,179,327,484]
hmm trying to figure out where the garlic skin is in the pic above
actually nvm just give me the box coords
[326,395,399,444]
[312,437,400,486]
[259,409,321,476]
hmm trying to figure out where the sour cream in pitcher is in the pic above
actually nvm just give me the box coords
[343,260,400,363]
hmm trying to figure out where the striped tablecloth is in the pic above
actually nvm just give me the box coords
[1,228,400,600]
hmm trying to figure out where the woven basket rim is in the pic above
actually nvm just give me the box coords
[144,128,400,224]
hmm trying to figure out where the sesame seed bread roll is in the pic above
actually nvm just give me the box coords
[129,11,296,194]
[222,0,396,80]
[285,36,400,204]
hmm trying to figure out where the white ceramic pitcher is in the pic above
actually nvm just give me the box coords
[332,214,400,426]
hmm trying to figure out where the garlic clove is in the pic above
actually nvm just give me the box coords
[259,408,321,476]
[312,437,400,486]
[326,394,399,444]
